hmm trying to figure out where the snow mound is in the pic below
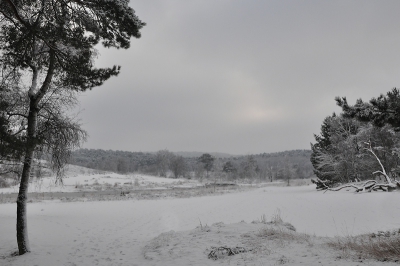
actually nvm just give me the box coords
[143,221,397,266]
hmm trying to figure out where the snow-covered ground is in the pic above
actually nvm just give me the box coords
[0,164,197,194]
[1,180,400,265]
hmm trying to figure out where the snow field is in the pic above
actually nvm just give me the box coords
[1,185,400,265]
[1,167,194,194]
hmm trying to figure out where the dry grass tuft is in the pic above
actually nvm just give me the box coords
[329,233,400,262]
[253,210,312,249]
[257,226,311,244]
[267,209,297,232]
[257,226,294,240]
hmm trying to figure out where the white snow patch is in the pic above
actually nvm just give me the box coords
[0,164,194,194]
[1,185,400,265]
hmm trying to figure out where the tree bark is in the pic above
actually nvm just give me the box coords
[16,101,38,254]
[16,50,55,255]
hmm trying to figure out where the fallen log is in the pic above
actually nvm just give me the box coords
[313,179,400,193]
[314,141,400,193]
[311,178,334,190]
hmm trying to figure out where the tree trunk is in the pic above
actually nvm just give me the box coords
[15,50,55,255]
[16,102,38,255]
[16,147,34,254]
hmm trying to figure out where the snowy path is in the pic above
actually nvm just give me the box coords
[1,186,400,265]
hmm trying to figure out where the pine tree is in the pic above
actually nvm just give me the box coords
[0,0,145,254]
[336,88,400,129]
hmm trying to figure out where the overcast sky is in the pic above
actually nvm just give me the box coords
[77,0,400,155]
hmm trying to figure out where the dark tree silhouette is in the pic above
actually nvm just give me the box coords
[311,90,400,192]
[0,0,145,254]
[336,88,400,129]
[198,153,215,177]
[170,155,186,178]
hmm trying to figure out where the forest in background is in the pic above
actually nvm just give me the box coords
[69,149,314,182]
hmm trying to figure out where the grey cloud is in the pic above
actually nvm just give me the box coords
[77,0,400,154]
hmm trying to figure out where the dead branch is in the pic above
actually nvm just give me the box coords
[363,141,393,185]
[314,141,400,193]
[208,246,250,260]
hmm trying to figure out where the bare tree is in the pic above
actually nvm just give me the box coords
[238,155,258,179]
[156,149,174,177]
[198,153,215,178]
[170,155,186,178]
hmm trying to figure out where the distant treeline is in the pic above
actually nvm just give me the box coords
[69,148,315,181]
[69,149,156,173]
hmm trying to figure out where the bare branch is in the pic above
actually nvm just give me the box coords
[363,141,392,184]
[6,112,28,119]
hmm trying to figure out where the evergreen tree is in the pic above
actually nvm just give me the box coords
[336,88,400,129]
[312,99,400,186]
[310,115,335,180]
[0,0,144,255]
[311,114,365,184]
